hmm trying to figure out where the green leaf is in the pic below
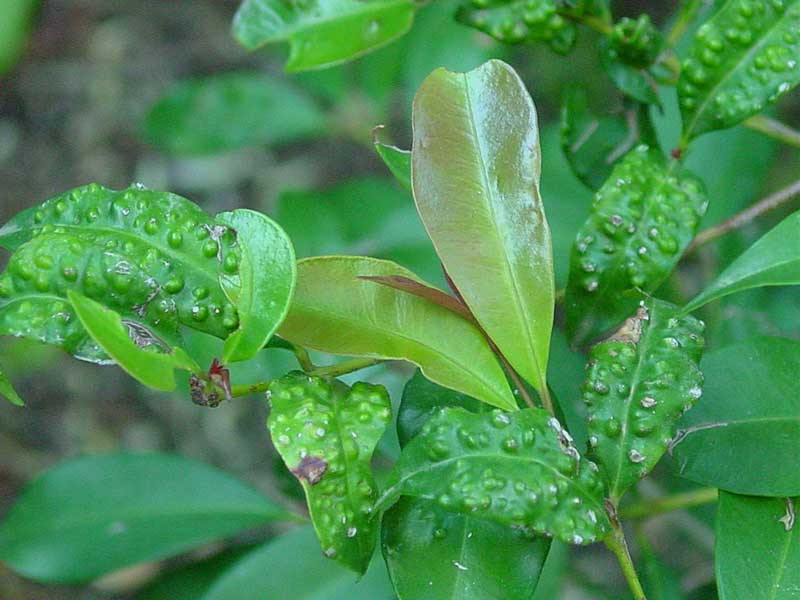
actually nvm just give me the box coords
[583,297,705,502]
[277,256,516,411]
[600,39,661,106]
[232,0,416,72]
[0,232,182,364]
[671,336,800,496]
[142,72,327,155]
[684,209,800,312]
[679,0,800,140]
[202,527,394,600]
[640,539,685,600]
[456,0,577,54]
[267,372,392,573]
[565,146,708,347]
[716,492,800,599]
[0,360,23,406]
[373,136,411,190]
[0,0,38,75]
[411,59,554,395]
[0,184,243,340]
[385,371,552,599]
[216,209,296,364]
[0,453,294,583]
[560,87,656,190]
[382,496,551,599]
[376,407,611,545]
[68,291,198,391]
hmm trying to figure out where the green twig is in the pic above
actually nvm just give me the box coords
[744,114,800,149]
[231,381,271,398]
[666,0,702,47]
[621,487,718,519]
[605,522,647,600]
[307,357,384,379]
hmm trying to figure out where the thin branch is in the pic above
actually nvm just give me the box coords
[307,357,384,379]
[744,114,800,149]
[685,178,800,254]
[621,487,718,519]
[605,523,647,600]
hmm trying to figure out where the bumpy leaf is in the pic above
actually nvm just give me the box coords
[0,361,23,406]
[600,41,661,106]
[0,184,242,340]
[583,298,705,502]
[68,292,199,392]
[671,336,800,496]
[715,492,800,599]
[456,0,576,54]
[216,209,296,364]
[684,209,800,312]
[412,60,554,396]
[267,372,392,574]
[232,0,416,72]
[143,72,327,155]
[376,407,611,545]
[277,256,516,411]
[0,232,182,363]
[679,0,800,140]
[608,15,663,69]
[565,146,708,347]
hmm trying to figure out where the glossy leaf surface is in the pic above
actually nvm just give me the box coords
[671,336,800,496]
[412,59,554,394]
[679,0,800,139]
[565,146,707,346]
[0,361,22,406]
[716,492,800,599]
[377,407,611,545]
[584,298,705,502]
[278,256,516,410]
[267,372,392,573]
[232,0,416,72]
[202,527,394,600]
[68,291,199,391]
[216,209,295,364]
[0,184,242,339]
[0,453,292,583]
[684,210,800,312]
[143,72,326,155]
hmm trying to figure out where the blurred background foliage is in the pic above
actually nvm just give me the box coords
[0,0,799,598]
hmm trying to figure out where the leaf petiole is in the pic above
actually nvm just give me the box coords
[605,521,647,600]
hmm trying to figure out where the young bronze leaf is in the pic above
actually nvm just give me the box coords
[232,0,416,72]
[412,59,554,396]
[679,0,800,140]
[565,146,708,347]
[583,297,705,502]
[267,372,392,574]
[0,184,243,340]
[376,407,611,545]
[277,256,516,411]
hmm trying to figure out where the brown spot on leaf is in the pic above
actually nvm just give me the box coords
[607,304,649,344]
[291,456,328,485]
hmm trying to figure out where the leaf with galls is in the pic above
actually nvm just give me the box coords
[582,297,705,502]
[565,146,707,347]
[376,407,611,545]
[267,372,392,574]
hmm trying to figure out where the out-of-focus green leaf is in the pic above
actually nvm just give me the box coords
[584,297,705,502]
[0,453,294,584]
[531,541,570,600]
[0,0,38,75]
[600,40,661,106]
[278,256,516,410]
[275,178,438,284]
[142,72,327,155]
[68,291,199,391]
[232,0,416,72]
[671,336,800,496]
[412,59,554,395]
[267,372,391,573]
[0,360,22,406]
[684,210,800,312]
[202,527,394,600]
[679,0,800,140]
[376,407,611,545]
[716,492,800,599]
[565,146,707,347]
[640,539,685,600]
[216,209,295,364]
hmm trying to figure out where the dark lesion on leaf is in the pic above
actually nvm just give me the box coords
[291,455,328,485]
[607,304,649,344]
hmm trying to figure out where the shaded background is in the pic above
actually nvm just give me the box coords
[1,0,799,598]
